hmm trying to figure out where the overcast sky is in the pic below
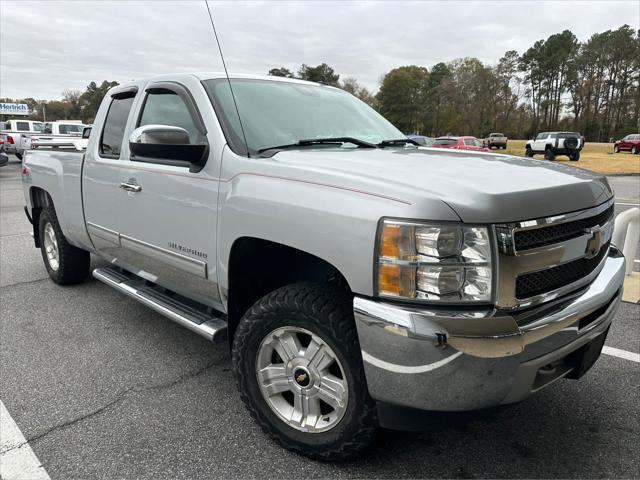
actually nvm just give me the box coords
[1,0,637,100]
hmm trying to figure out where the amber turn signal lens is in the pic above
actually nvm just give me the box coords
[380,223,400,258]
[378,263,401,295]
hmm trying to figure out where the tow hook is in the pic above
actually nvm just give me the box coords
[436,333,448,349]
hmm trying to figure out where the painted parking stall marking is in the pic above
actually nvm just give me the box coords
[0,400,51,480]
[602,346,640,363]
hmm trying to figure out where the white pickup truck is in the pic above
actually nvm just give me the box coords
[21,73,624,460]
[0,119,44,159]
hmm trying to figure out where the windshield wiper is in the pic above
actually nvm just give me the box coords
[377,138,419,147]
[258,137,377,156]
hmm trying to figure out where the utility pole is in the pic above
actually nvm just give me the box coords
[42,102,46,122]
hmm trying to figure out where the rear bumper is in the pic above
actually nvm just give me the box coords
[354,248,625,414]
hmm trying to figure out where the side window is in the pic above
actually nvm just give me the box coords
[59,125,68,135]
[464,138,475,146]
[100,94,135,158]
[138,91,199,143]
[16,121,29,131]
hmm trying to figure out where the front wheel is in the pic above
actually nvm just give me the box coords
[38,207,90,284]
[613,145,620,153]
[232,283,377,461]
[525,147,534,157]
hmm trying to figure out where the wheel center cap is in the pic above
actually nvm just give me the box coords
[293,368,311,387]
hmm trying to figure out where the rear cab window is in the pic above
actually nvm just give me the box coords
[15,121,30,131]
[100,93,136,158]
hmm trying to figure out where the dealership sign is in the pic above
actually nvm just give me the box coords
[0,103,30,116]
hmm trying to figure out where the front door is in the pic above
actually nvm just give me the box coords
[84,80,222,309]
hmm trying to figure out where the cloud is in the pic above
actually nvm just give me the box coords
[0,0,635,99]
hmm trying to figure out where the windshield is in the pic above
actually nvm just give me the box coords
[434,138,457,146]
[203,78,403,156]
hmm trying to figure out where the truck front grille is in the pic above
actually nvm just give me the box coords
[514,205,614,251]
[495,199,614,309]
[515,241,610,299]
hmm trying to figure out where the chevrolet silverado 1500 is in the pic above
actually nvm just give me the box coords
[22,73,625,460]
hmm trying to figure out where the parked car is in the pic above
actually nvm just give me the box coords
[525,132,583,161]
[613,134,640,154]
[406,134,435,146]
[432,136,490,152]
[0,148,8,167]
[21,73,624,460]
[0,119,44,159]
[486,132,508,149]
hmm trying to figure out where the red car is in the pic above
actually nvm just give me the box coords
[614,134,640,154]
[432,136,490,152]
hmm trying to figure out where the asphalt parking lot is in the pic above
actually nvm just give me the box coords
[1,157,639,479]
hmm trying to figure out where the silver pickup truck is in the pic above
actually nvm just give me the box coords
[22,73,625,460]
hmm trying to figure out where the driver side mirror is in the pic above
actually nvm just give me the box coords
[129,124,208,172]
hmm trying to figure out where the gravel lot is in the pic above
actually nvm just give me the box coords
[1,157,639,479]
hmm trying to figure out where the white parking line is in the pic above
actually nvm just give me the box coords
[602,346,640,363]
[0,400,51,480]
[615,202,640,207]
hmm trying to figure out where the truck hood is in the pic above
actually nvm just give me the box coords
[269,147,613,223]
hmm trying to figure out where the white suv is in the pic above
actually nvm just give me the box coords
[525,132,583,161]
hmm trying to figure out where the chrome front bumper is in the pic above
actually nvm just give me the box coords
[354,248,625,412]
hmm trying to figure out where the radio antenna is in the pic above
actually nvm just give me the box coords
[204,0,250,157]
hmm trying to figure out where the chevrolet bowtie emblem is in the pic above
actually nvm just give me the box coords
[584,226,604,259]
[296,373,307,383]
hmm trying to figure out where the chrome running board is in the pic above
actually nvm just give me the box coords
[92,266,227,343]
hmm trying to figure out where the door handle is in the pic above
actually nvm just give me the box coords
[120,182,142,193]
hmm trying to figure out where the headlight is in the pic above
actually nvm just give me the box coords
[376,220,493,303]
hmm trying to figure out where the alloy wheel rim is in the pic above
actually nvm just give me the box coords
[43,222,60,271]
[256,326,348,433]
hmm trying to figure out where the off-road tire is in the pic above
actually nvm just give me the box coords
[525,147,534,157]
[232,282,378,461]
[613,145,620,153]
[569,151,580,161]
[632,146,638,155]
[544,148,556,161]
[38,206,90,284]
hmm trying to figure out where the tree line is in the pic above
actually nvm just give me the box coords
[270,25,639,141]
[2,25,637,141]
[0,80,119,124]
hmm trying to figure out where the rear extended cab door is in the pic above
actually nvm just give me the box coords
[82,76,227,310]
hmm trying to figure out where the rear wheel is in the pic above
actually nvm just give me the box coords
[569,151,580,161]
[544,148,556,161]
[232,282,377,461]
[632,146,638,155]
[38,207,90,284]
